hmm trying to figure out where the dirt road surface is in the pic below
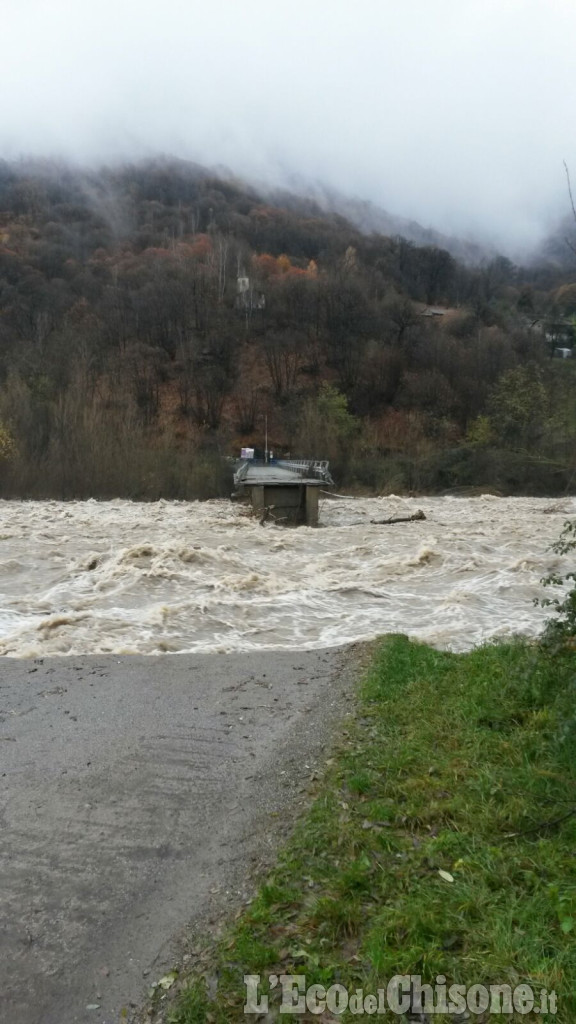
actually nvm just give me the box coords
[0,646,363,1024]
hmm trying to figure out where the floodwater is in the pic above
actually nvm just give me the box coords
[0,495,573,657]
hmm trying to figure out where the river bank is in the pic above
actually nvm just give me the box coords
[163,636,576,1023]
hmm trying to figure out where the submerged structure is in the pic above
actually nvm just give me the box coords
[233,458,334,526]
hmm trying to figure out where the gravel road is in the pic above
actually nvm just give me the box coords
[0,645,364,1024]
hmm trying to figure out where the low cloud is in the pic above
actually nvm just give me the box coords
[3,0,576,253]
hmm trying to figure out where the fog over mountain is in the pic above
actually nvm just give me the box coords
[3,0,576,256]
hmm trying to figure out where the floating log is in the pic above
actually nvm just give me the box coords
[370,510,426,525]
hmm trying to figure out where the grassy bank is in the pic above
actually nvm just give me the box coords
[165,636,576,1022]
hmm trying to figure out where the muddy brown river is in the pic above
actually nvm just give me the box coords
[0,495,573,657]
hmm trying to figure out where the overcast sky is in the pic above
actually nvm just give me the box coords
[3,0,576,253]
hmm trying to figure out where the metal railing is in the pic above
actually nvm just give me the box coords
[233,458,334,486]
[276,460,333,483]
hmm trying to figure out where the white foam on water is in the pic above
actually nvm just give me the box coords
[0,495,574,656]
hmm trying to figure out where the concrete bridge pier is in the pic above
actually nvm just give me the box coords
[249,482,320,526]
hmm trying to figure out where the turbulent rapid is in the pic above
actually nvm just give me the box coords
[0,495,573,657]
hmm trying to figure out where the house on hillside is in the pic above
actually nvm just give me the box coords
[420,306,448,318]
[235,273,265,312]
[523,316,573,342]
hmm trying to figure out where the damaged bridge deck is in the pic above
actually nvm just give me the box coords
[233,459,334,526]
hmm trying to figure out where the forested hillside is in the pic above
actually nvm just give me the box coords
[0,157,575,498]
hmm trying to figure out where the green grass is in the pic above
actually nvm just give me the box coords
[167,636,576,1022]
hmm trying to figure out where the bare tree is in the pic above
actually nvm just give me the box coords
[233,387,260,433]
[263,331,302,400]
